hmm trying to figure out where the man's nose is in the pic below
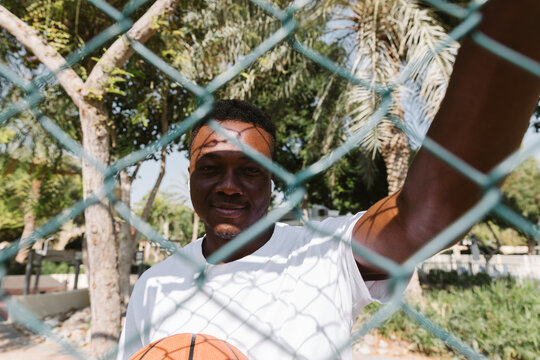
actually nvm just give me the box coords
[215,170,243,195]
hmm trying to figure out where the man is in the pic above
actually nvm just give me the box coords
[117,0,539,359]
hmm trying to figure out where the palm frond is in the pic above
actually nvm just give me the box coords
[342,0,458,155]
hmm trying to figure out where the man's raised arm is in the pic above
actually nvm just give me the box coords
[353,0,540,276]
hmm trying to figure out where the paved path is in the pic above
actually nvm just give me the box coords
[0,322,88,360]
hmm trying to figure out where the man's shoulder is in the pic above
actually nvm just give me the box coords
[277,213,363,237]
[270,213,364,254]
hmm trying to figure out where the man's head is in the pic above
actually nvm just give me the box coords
[188,100,275,244]
[188,100,276,158]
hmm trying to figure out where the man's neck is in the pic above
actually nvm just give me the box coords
[202,225,275,264]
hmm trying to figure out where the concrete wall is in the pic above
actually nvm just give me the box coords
[2,273,139,295]
[420,254,540,281]
[3,275,139,321]
[1,274,88,295]
[9,289,90,320]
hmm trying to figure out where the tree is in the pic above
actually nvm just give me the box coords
[498,157,540,254]
[1,1,343,354]
[0,0,182,355]
[0,0,459,352]
[137,191,198,247]
[156,0,388,214]
[0,154,82,246]
[342,0,458,194]
[240,40,389,213]
[0,94,81,263]
[334,0,459,302]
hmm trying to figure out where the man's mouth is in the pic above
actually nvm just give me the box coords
[211,202,248,217]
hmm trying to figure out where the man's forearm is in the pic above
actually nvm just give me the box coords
[354,0,540,270]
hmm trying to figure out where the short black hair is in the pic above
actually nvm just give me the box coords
[188,99,276,156]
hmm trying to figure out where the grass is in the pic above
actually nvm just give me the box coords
[359,274,540,360]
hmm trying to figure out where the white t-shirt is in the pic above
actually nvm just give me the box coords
[117,214,391,360]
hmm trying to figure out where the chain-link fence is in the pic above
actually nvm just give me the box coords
[0,0,539,359]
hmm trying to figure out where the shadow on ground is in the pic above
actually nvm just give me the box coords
[0,322,34,352]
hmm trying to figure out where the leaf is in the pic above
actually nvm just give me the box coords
[111,68,134,77]
[0,128,16,144]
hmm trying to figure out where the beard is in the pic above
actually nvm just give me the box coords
[213,224,241,241]
[214,230,238,240]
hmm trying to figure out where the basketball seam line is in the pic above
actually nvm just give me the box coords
[223,340,241,360]
[188,333,197,360]
[137,338,166,360]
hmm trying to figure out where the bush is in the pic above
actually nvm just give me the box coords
[421,269,494,289]
[6,260,26,275]
[361,278,540,359]
[40,261,72,274]
[469,222,527,247]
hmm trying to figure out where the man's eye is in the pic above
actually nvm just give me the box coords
[199,166,217,173]
[244,167,261,174]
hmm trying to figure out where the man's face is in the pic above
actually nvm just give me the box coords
[189,120,273,241]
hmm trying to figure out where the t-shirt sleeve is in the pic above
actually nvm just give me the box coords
[308,213,394,316]
[337,213,394,314]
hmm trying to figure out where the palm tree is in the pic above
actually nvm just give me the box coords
[332,0,460,302]
[342,0,458,194]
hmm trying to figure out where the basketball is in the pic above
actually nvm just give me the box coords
[128,333,248,360]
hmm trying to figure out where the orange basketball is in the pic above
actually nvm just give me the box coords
[129,333,248,360]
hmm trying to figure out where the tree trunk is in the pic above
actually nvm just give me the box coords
[15,178,42,264]
[117,169,136,306]
[82,236,90,287]
[526,235,537,255]
[163,220,170,240]
[485,221,502,252]
[1,1,185,357]
[191,212,200,242]
[140,149,166,265]
[80,99,121,357]
[380,122,410,195]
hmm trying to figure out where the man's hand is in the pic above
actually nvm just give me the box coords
[353,0,540,277]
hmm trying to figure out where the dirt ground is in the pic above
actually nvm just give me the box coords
[0,318,446,360]
[352,331,442,360]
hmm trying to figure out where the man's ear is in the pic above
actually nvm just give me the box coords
[188,156,194,175]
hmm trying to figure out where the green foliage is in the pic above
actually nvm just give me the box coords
[0,158,26,230]
[361,278,540,359]
[5,259,84,275]
[240,40,388,212]
[136,191,200,247]
[37,172,82,220]
[40,260,73,274]
[0,154,82,241]
[0,18,83,240]
[470,222,527,247]
[500,158,540,226]
[344,0,458,157]
[420,269,493,289]
[481,157,540,249]
[0,128,16,143]
[3,0,389,216]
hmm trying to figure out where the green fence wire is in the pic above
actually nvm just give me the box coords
[0,0,538,359]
